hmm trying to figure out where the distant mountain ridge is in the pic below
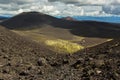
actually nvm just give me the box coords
[0,16,9,22]
[1,11,120,38]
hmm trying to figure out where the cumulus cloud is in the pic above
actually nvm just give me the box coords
[0,0,36,3]
[0,0,120,16]
[102,0,120,15]
[49,0,120,5]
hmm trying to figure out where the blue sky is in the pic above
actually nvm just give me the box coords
[0,0,120,16]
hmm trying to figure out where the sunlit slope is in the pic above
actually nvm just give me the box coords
[12,26,84,53]
[12,26,110,54]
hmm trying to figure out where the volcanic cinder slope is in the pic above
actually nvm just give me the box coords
[1,12,120,53]
[0,25,59,79]
[73,38,120,80]
[0,25,120,80]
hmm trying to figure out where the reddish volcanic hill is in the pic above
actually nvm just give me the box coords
[61,16,76,21]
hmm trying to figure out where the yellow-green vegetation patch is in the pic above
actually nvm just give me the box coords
[45,39,84,54]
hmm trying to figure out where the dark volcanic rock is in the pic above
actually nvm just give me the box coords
[37,57,47,66]
[19,71,29,76]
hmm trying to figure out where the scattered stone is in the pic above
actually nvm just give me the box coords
[2,69,8,74]
[6,63,11,66]
[71,59,84,69]
[50,62,60,67]
[96,70,102,74]
[37,71,43,75]
[19,71,29,76]
[27,67,32,70]
[37,57,47,66]
[95,60,105,67]
[63,59,69,64]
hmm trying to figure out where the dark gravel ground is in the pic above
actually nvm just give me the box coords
[0,26,120,80]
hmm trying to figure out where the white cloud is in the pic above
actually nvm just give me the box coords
[0,0,120,16]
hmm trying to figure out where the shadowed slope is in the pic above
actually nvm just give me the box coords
[1,12,120,38]
[0,12,61,29]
